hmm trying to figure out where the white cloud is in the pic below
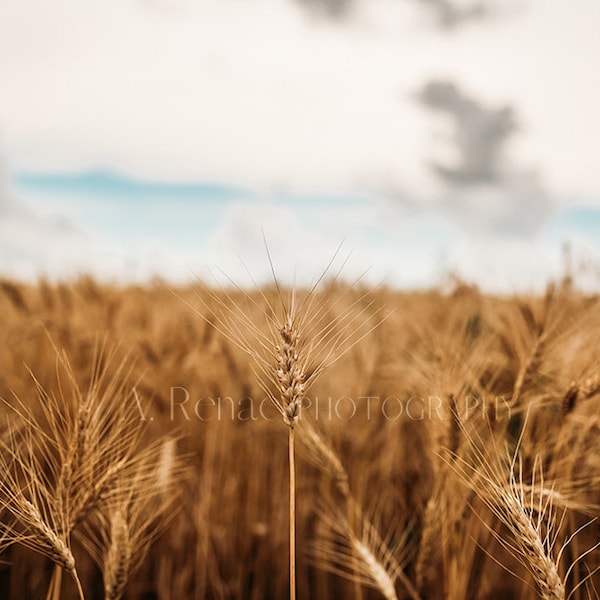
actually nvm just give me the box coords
[208,199,475,289]
[0,0,420,192]
[2,176,598,292]
[1,0,600,290]
[0,199,88,281]
[209,200,382,287]
[0,0,599,200]
[450,237,561,292]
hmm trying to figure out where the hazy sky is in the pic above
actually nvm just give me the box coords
[1,0,599,290]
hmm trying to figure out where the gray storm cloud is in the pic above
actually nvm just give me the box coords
[294,0,354,20]
[418,79,552,235]
[293,0,495,26]
[418,0,492,29]
[419,80,518,185]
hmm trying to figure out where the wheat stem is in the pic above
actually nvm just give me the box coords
[289,426,296,600]
[46,566,62,600]
[73,570,86,600]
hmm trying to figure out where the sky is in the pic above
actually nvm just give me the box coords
[1,0,599,291]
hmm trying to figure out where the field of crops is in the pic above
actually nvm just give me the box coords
[0,275,598,599]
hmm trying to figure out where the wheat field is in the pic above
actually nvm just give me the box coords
[0,274,599,599]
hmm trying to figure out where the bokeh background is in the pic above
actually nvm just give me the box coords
[1,0,599,291]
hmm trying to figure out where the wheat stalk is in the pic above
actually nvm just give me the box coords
[79,435,183,600]
[0,340,180,599]
[103,509,131,600]
[188,251,385,600]
[312,499,416,600]
[449,422,566,599]
[0,424,85,599]
[301,419,420,600]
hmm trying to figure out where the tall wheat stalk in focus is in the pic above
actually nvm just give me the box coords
[191,250,383,599]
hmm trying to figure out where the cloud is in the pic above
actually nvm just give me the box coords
[0,156,129,281]
[450,235,563,292]
[445,178,550,236]
[0,188,206,283]
[0,202,86,281]
[210,200,385,288]
[290,0,494,27]
[1,0,600,201]
[0,150,15,211]
[0,0,431,193]
[418,79,518,185]
[416,0,494,30]
[293,0,355,21]
[3,167,597,293]
[416,79,553,235]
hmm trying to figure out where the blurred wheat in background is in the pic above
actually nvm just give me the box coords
[0,273,599,599]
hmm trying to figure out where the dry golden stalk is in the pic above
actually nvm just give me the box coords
[277,314,306,429]
[156,438,177,496]
[78,430,183,600]
[289,426,297,600]
[494,486,564,600]
[562,382,579,416]
[414,494,441,595]
[15,342,145,534]
[0,427,85,599]
[447,394,461,456]
[352,538,398,600]
[22,499,75,572]
[512,333,546,407]
[299,419,349,498]
[103,510,131,600]
[313,503,416,600]
[450,427,566,600]
[302,420,419,600]
[0,341,181,600]
[190,257,385,600]
[562,374,600,416]
[0,280,28,313]
[581,374,600,399]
